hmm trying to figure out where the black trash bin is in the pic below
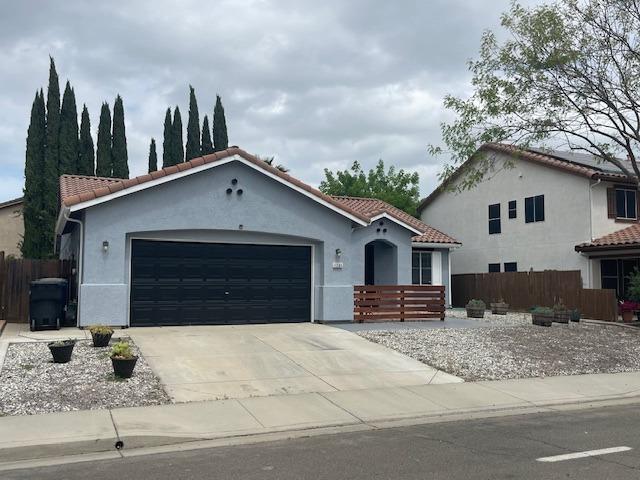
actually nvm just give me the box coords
[29,278,68,331]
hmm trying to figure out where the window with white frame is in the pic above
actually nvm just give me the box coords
[616,188,637,220]
[412,251,432,285]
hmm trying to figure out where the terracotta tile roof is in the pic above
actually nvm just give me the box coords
[331,196,460,244]
[59,147,371,223]
[418,142,634,213]
[576,224,640,251]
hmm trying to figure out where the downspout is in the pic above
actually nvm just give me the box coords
[587,178,602,288]
[62,210,83,327]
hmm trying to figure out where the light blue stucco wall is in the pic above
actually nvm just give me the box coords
[63,160,430,326]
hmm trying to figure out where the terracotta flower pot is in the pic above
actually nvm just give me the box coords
[622,310,634,323]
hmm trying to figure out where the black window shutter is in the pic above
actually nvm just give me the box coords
[607,187,616,218]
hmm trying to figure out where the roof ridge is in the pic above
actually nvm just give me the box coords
[60,173,122,181]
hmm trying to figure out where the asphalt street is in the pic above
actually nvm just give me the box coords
[5,403,640,479]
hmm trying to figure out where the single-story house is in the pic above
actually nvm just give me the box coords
[56,147,460,327]
[0,197,23,257]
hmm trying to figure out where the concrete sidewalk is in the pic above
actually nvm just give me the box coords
[2,370,640,465]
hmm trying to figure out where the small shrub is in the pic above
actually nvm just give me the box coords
[531,306,554,316]
[110,341,135,359]
[89,325,114,335]
[466,299,486,309]
[553,301,568,312]
[49,339,75,347]
[627,268,640,303]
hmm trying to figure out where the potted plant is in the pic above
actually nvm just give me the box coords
[110,341,138,378]
[619,301,637,323]
[466,299,486,318]
[48,339,76,363]
[531,307,554,327]
[569,309,581,322]
[553,301,570,324]
[490,298,509,315]
[89,325,114,347]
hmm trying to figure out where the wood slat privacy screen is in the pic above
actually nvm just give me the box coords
[354,285,445,322]
[451,270,617,322]
[0,252,73,323]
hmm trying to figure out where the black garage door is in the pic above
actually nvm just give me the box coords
[130,240,311,326]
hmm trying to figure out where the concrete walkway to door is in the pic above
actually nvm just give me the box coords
[127,323,462,402]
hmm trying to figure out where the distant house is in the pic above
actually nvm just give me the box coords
[0,197,23,257]
[418,143,640,298]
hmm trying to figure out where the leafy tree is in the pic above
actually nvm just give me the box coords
[96,102,112,177]
[201,115,213,155]
[22,90,46,258]
[171,106,184,164]
[42,57,61,257]
[185,86,201,160]
[58,81,79,174]
[320,160,420,215]
[111,95,129,178]
[212,95,228,151]
[432,0,640,189]
[78,105,95,176]
[148,138,158,172]
[162,107,173,167]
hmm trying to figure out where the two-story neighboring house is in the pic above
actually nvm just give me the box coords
[418,143,640,298]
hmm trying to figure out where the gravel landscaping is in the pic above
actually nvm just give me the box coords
[0,338,170,416]
[359,322,640,381]
[445,308,531,326]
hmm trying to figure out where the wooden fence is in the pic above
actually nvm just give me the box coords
[0,252,73,323]
[451,270,618,322]
[354,285,445,322]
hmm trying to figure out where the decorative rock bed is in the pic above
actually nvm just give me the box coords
[0,338,170,416]
[359,322,640,381]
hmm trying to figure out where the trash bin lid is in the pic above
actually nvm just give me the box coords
[30,278,68,285]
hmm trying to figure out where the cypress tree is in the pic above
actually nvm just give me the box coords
[78,105,95,176]
[111,95,129,178]
[171,106,184,164]
[96,102,112,177]
[212,95,228,152]
[162,108,173,167]
[22,90,46,258]
[201,115,213,155]
[185,86,201,160]
[42,57,61,257]
[148,138,158,173]
[58,81,79,174]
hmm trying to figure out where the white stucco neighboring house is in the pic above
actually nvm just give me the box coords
[56,147,460,327]
[418,143,640,298]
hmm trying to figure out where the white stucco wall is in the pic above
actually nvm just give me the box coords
[420,152,594,285]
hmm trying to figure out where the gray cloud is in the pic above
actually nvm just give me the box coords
[0,0,535,202]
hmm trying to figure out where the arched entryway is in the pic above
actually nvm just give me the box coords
[364,239,398,285]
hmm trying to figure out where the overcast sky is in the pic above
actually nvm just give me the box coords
[0,0,534,203]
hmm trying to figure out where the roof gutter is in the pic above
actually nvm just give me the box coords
[411,242,461,249]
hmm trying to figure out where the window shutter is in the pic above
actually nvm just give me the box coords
[431,251,442,285]
[636,190,640,223]
[607,187,616,218]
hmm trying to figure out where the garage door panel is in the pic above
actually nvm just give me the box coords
[130,240,311,326]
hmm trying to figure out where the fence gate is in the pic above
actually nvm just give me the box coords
[354,285,445,322]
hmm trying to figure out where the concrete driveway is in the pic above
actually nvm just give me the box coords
[127,323,462,402]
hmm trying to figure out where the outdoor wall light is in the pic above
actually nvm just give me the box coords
[102,241,109,252]
[335,248,342,258]
[239,224,244,230]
